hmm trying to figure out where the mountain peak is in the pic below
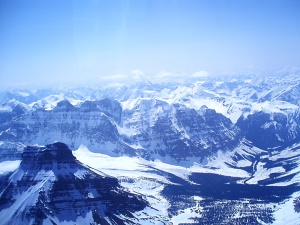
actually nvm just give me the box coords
[0,142,147,224]
[53,99,75,112]
[21,142,76,171]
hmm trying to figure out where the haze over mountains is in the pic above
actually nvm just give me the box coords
[1,72,300,224]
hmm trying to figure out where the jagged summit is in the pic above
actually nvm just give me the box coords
[0,142,147,225]
[20,142,80,174]
[52,99,76,112]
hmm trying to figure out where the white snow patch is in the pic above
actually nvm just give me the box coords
[0,160,21,175]
[236,159,252,167]
[273,192,300,225]
[246,162,285,184]
[169,196,203,224]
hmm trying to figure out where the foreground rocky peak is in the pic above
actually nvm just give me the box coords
[0,142,147,225]
[20,142,76,170]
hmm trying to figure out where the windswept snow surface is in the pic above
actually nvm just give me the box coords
[74,144,252,183]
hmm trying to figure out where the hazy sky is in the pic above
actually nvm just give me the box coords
[1,0,300,88]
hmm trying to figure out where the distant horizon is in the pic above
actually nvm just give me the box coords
[1,0,300,90]
[1,66,299,91]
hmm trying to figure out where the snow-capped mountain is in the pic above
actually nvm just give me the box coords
[237,109,300,149]
[1,72,300,224]
[0,98,243,163]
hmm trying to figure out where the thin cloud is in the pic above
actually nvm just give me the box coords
[153,71,185,82]
[98,74,128,81]
[155,71,178,79]
[98,70,147,86]
[131,69,145,81]
[191,70,209,78]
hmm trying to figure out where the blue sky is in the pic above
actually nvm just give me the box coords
[1,0,299,88]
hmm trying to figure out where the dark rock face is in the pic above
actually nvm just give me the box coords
[0,142,147,225]
[237,111,300,149]
[123,100,242,161]
[20,142,76,170]
[52,99,76,112]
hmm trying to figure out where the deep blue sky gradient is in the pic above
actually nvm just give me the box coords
[1,0,299,88]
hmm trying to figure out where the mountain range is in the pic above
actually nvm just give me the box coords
[1,72,300,224]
